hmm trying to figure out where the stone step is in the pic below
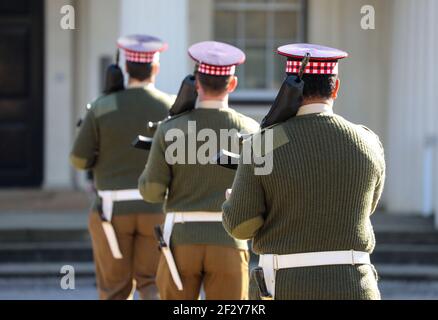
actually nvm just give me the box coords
[0,262,95,278]
[371,213,435,233]
[0,211,436,266]
[1,228,437,247]
[1,240,437,265]
[0,229,90,243]
[372,244,438,265]
[0,190,90,212]
[0,210,89,243]
[375,264,438,281]
[0,242,93,263]
[0,261,437,282]
[375,231,438,245]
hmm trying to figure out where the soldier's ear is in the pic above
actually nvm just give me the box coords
[194,74,202,93]
[332,78,340,100]
[152,62,160,76]
[227,76,238,93]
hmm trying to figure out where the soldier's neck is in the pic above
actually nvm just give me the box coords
[198,92,229,103]
[298,99,334,116]
[301,98,333,108]
[196,93,229,109]
[128,78,155,89]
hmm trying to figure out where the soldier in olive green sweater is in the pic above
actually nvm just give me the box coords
[70,35,174,300]
[222,44,385,300]
[138,41,259,300]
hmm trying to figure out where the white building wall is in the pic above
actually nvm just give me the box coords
[386,0,438,221]
[120,0,189,94]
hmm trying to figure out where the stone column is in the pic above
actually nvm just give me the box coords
[44,0,75,189]
[385,0,438,224]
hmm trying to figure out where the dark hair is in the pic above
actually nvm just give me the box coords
[126,61,153,81]
[294,73,338,100]
[196,72,232,95]
[103,64,125,94]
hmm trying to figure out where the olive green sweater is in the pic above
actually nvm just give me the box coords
[70,86,173,215]
[138,107,259,249]
[222,113,385,299]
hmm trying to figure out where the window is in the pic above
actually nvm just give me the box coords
[214,0,307,100]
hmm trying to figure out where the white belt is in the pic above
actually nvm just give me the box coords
[97,189,143,259]
[163,212,223,246]
[258,250,371,299]
[161,212,223,291]
[98,189,143,221]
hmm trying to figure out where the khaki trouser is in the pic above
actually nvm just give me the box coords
[88,211,164,300]
[156,244,249,300]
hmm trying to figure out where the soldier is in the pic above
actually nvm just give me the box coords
[138,41,259,300]
[222,43,386,300]
[70,35,174,300]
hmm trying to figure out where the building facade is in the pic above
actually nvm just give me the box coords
[1,0,437,225]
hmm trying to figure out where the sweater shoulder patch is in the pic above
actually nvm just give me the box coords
[92,94,119,118]
[250,124,289,157]
[358,124,382,142]
[162,110,192,125]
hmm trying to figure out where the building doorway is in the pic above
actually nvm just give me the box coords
[0,0,44,187]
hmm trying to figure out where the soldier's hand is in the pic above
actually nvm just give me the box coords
[225,188,232,200]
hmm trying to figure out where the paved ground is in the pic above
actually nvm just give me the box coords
[0,277,437,300]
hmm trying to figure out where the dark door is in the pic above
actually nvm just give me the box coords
[0,1,43,187]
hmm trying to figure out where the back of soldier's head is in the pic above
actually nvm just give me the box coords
[125,61,154,82]
[299,73,338,100]
[195,72,233,96]
[189,41,246,98]
[117,34,167,83]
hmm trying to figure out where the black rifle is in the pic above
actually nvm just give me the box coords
[260,53,309,128]
[168,75,198,117]
[132,75,198,150]
[103,49,124,95]
[153,225,167,249]
[75,104,94,181]
[214,54,311,170]
[252,267,273,300]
